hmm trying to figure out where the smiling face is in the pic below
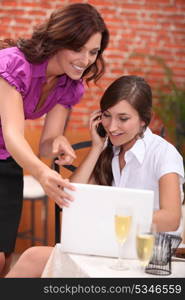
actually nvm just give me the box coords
[48,32,102,80]
[101,100,145,150]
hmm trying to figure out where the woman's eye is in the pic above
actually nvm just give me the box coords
[120,118,129,122]
[90,50,99,56]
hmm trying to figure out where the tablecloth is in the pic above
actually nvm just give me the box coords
[41,244,185,278]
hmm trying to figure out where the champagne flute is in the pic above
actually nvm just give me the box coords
[136,222,155,271]
[111,204,132,271]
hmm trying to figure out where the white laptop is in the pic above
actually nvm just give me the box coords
[61,183,154,259]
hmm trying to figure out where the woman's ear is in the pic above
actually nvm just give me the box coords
[141,120,146,128]
[139,121,146,138]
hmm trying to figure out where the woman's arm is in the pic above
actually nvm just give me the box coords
[39,104,76,165]
[70,146,102,184]
[153,173,182,232]
[0,78,75,207]
[0,78,42,177]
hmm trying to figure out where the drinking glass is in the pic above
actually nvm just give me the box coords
[136,222,155,271]
[111,204,132,271]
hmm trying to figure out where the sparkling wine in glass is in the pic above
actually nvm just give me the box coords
[136,222,155,270]
[111,204,132,271]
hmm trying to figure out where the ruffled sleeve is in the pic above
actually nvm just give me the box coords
[0,47,31,97]
[57,77,85,109]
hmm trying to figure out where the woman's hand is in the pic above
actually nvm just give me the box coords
[37,166,76,208]
[52,135,76,166]
[89,110,107,148]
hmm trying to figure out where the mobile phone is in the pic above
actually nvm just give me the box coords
[96,123,106,137]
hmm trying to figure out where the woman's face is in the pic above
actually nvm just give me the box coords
[101,100,145,149]
[53,32,102,79]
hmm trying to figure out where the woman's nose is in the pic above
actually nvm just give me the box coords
[80,52,90,66]
[107,119,118,132]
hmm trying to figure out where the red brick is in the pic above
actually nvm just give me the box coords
[20,2,48,8]
[146,0,172,4]
[4,9,25,15]
[176,0,185,4]
[1,0,17,6]
[27,10,47,16]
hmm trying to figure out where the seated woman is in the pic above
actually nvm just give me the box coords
[6,75,185,277]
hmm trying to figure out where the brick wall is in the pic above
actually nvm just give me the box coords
[1,0,185,131]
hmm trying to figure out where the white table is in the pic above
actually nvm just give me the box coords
[41,244,185,278]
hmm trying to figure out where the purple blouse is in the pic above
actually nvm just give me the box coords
[0,47,84,159]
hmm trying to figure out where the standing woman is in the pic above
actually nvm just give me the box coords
[0,3,109,276]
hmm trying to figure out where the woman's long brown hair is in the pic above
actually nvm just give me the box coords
[93,75,153,185]
[0,3,109,84]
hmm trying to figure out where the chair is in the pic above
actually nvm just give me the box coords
[18,174,48,246]
[54,140,92,244]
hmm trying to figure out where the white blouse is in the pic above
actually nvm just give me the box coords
[111,127,185,235]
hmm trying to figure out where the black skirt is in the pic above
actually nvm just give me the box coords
[0,157,23,254]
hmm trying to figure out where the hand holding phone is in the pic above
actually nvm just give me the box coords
[90,110,107,138]
[96,123,107,137]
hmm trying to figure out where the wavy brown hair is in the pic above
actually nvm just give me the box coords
[0,3,109,84]
[93,75,153,185]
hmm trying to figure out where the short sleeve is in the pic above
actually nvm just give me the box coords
[0,47,31,97]
[156,142,185,184]
[57,78,84,109]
